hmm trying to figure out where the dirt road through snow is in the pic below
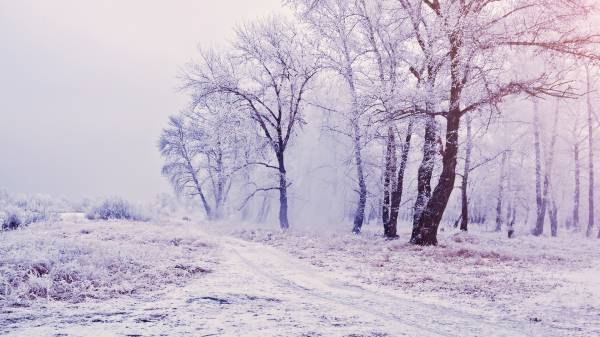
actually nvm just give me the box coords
[1,230,561,336]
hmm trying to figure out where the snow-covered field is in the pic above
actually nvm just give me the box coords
[1,218,599,336]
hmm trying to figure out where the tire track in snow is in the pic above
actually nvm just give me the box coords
[218,235,550,337]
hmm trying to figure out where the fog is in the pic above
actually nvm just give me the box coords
[0,0,285,202]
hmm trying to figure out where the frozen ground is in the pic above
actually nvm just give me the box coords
[1,218,599,336]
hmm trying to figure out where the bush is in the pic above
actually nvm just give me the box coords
[1,208,22,230]
[0,221,214,306]
[85,198,148,221]
[1,205,50,231]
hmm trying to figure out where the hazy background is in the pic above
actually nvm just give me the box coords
[0,0,285,202]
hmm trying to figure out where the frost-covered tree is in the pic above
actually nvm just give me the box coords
[159,94,256,220]
[181,18,321,229]
[399,0,600,245]
[290,0,373,234]
[159,115,214,219]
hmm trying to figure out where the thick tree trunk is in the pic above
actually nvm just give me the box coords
[411,116,437,239]
[276,150,290,230]
[410,36,462,246]
[386,120,414,238]
[495,151,507,232]
[460,114,472,232]
[532,103,545,236]
[586,66,596,237]
[411,111,460,245]
[410,34,464,245]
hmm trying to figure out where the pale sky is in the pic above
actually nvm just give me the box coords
[0,0,285,201]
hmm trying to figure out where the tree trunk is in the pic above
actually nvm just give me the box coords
[187,161,213,220]
[276,150,290,230]
[344,57,367,234]
[549,198,558,237]
[546,102,560,237]
[411,116,437,239]
[410,33,464,245]
[382,127,395,229]
[532,102,545,236]
[214,142,225,219]
[411,110,460,245]
[573,143,581,230]
[507,206,516,239]
[460,114,472,232]
[352,119,368,234]
[573,135,581,230]
[386,120,414,238]
[586,66,595,237]
[410,36,463,246]
[495,151,507,232]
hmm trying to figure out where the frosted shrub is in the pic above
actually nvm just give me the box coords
[0,192,64,231]
[0,221,214,306]
[0,207,22,230]
[0,206,49,231]
[86,198,148,221]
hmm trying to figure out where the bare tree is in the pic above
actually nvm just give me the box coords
[586,65,596,237]
[567,107,585,230]
[532,101,547,236]
[495,151,507,232]
[459,113,473,231]
[159,116,213,219]
[547,101,560,237]
[182,18,321,229]
[291,0,377,233]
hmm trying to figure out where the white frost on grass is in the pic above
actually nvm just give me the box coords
[0,219,215,306]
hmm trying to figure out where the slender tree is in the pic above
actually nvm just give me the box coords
[586,65,596,237]
[532,102,546,236]
[495,151,507,232]
[459,113,473,231]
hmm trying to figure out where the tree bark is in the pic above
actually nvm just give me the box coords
[411,111,460,245]
[495,151,507,232]
[546,103,560,237]
[411,116,437,239]
[343,56,367,234]
[382,127,395,229]
[276,150,290,230]
[549,198,558,237]
[573,138,581,230]
[586,66,596,237]
[532,102,546,236]
[385,120,414,238]
[460,114,472,231]
[352,119,368,234]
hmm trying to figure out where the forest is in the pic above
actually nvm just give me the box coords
[160,0,600,245]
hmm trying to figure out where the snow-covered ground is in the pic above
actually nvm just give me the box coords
[1,218,599,336]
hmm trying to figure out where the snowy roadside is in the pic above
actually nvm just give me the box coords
[228,222,600,336]
[2,219,599,336]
